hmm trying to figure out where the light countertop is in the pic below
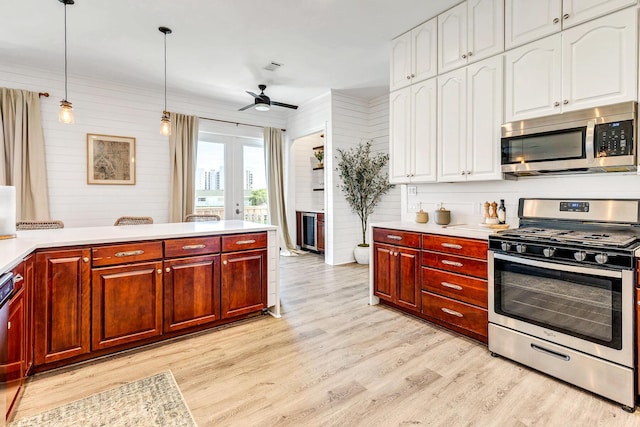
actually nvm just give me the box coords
[0,220,277,275]
[370,221,509,240]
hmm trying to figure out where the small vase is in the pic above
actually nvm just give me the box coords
[317,162,323,168]
[354,245,370,265]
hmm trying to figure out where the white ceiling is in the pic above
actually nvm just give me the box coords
[3,0,460,109]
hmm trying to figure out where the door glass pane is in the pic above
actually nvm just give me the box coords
[243,145,268,223]
[195,141,225,219]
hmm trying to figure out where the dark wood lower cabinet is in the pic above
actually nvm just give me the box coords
[373,242,421,313]
[221,249,267,318]
[91,261,163,350]
[164,255,221,332]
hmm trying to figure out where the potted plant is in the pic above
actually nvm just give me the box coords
[336,140,393,264]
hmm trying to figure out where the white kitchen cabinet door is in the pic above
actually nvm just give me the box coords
[505,0,562,49]
[467,0,504,63]
[562,0,637,29]
[412,19,438,85]
[437,69,467,182]
[504,34,562,122]
[411,79,437,183]
[438,2,468,73]
[389,88,411,184]
[390,32,412,92]
[561,8,637,112]
[466,56,503,181]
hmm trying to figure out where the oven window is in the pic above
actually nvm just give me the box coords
[494,259,622,349]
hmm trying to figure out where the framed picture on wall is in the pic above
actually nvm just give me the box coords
[86,134,136,185]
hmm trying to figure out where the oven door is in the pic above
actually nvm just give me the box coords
[489,252,633,367]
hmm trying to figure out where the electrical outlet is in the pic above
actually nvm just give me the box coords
[409,203,418,211]
[407,185,417,196]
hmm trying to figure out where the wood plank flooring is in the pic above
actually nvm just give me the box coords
[13,253,640,426]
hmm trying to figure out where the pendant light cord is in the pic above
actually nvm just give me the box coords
[163,31,167,112]
[63,2,68,101]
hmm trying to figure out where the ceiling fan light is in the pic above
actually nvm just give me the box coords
[255,104,270,112]
[160,112,171,136]
[59,99,74,124]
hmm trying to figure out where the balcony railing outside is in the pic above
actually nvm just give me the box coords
[194,206,268,224]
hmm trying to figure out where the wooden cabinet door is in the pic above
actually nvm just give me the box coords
[373,243,395,302]
[35,249,91,365]
[164,255,220,333]
[437,68,467,182]
[7,286,24,416]
[505,0,562,49]
[561,8,637,112]
[395,247,421,313]
[23,255,34,375]
[411,78,437,183]
[389,87,411,184]
[91,261,163,350]
[562,0,636,29]
[438,2,468,73]
[296,211,303,248]
[411,19,438,83]
[504,34,562,122]
[467,0,504,63]
[221,249,267,319]
[466,55,503,181]
[390,31,412,91]
[316,215,325,254]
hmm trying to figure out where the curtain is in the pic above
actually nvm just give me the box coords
[168,113,199,222]
[264,127,300,255]
[0,87,50,220]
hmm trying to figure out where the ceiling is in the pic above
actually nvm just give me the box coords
[3,0,460,109]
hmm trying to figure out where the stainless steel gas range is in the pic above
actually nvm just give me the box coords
[488,198,640,412]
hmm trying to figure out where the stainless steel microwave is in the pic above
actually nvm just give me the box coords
[501,102,637,176]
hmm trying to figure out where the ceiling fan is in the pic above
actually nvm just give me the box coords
[238,84,298,111]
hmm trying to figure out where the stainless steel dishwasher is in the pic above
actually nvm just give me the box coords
[0,272,14,426]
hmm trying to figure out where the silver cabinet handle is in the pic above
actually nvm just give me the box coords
[165,267,171,273]
[462,54,467,59]
[83,257,89,263]
[467,51,472,57]
[115,250,144,257]
[235,239,256,245]
[7,321,10,330]
[386,235,402,241]
[441,260,463,267]
[441,307,463,318]
[13,274,23,283]
[441,282,463,291]
[411,73,415,78]
[563,13,569,19]
[156,269,162,274]
[563,99,569,105]
[553,17,560,24]
[554,101,560,107]
[223,260,228,265]
[406,75,411,80]
[441,243,462,250]
[182,244,206,250]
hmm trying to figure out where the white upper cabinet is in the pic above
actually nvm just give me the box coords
[505,0,562,49]
[438,56,503,182]
[505,8,637,121]
[389,79,437,184]
[390,19,437,92]
[438,0,504,73]
[505,0,636,49]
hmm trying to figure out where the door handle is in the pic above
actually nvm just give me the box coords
[236,208,241,214]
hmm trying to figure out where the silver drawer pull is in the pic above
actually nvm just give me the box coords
[441,243,462,250]
[115,250,145,257]
[236,239,256,245]
[13,274,24,283]
[441,307,463,318]
[441,281,462,291]
[386,235,403,241]
[441,260,463,267]
[182,244,206,250]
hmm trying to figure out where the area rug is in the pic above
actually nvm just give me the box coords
[10,371,196,427]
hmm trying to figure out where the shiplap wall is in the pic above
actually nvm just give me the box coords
[0,62,285,227]
[292,134,324,213]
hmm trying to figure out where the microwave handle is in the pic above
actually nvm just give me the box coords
[585,119,595,161]
[492,252,622,279]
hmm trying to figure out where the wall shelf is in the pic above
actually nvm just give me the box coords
[313,166,324,170]
[313,188,324,191]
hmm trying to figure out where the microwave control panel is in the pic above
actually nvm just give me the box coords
[594,120,633,157]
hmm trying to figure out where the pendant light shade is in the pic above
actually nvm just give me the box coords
[159,26,172,136]
[58,0,74,124]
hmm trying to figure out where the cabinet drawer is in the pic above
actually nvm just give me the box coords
[164,236,221,258]
[421,267,487,308]
[373,228,421,248]
[221,232,267,252]
[422,251,487,279]
[421,291,488,338]
[422,234,487,259]
[92,241,163,267]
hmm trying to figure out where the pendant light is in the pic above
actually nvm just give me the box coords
[159,26,172,136]
[58,0,74,124]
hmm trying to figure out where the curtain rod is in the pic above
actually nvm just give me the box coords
[39,92,49,97]
[198,115,285,132]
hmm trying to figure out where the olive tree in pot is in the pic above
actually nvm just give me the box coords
[336,140,393,264]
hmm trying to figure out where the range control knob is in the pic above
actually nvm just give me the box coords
[500,242,511,251]
[574,251,587,262]
[543,247,556,258]
[516,244,527,254]
[595,253,609,264]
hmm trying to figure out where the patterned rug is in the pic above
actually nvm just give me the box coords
[10,371,196,427]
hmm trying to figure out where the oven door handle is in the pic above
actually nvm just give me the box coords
[492,252,623,279]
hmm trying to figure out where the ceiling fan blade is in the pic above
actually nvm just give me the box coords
[246,91,259,99]
[238,104,255,111]
[272,101,299,110]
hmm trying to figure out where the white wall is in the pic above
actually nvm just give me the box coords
[292,133,324,213]
[0,62,285,227]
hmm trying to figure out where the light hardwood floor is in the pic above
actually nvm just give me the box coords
[13,253,640,426]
